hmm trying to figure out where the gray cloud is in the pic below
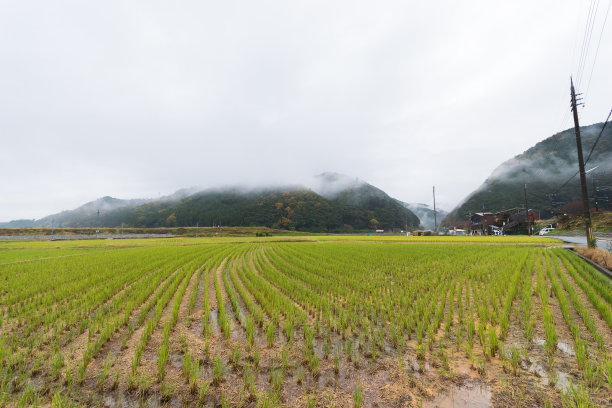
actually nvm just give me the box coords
[1,1,611,221]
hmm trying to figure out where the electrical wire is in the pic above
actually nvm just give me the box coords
[584,108,612,165]
[585,0,612,100]
[577,0,600,88]
[540,1,610,201]
[550,110,612,196]
[576,0,596,83]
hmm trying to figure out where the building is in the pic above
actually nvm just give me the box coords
[469,212,497,235]
[412,230,434,236]
[469,208,539,235]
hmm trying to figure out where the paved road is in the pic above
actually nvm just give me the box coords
[549,235,612,252]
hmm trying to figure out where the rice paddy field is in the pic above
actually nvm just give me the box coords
[0,235,611,407]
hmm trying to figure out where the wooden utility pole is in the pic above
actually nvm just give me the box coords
[524,184,530,236]
[546,194,555,218]
[592,173,598,212]
[570,77,595,248]
[432,186,437,234]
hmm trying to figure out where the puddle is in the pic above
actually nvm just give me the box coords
[103,391,177,408]
[409,358,420,372]
[557,342,575,356]
[526,362,572,391]
[555,371,571,391]
[210,311,219,334]
[528,362,549,387]
[407,358,430,374]
[425,382,491,408]
[26,376,44,392]
[102,392,181,408]
[103,394,115,407]
[170,352,183,369]
[192,319,203,335]
[528,362,547,378]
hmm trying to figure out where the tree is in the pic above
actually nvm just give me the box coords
[165,213,177,226]
[369,218,379,229]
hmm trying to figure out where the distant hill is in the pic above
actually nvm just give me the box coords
[0,173,420,233]
[399,202,448,231]
[445,122,612,223]
[0,196,152,228]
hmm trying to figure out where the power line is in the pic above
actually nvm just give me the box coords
[584,108,612,165]
[550,110,611,195]
[576,0,596,83]
[577,0,600,88]
[549,0,610,196]
[585,0,612,100]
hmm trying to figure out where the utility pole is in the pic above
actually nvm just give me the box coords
[432,186,438,234]
[592,173,598,212]
[546,194,554,218]
[570,77,595,248]
[524,184,530,236]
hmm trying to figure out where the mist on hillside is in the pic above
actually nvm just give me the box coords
[0,172,410,228]
[446,122,612,221]
[401,203,447,231]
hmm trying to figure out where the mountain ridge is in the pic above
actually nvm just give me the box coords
[0,173,421,232]
[444,122,612,223]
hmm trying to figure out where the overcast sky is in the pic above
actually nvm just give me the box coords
[1,1,611,221]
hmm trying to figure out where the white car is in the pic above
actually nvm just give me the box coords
[539,227,555,236]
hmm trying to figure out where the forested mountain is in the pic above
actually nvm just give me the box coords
[1,174,420,232]
[445,122,612,222]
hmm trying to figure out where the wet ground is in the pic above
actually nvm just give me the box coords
[424,381,491,408]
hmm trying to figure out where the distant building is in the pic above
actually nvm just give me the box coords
[412,230,434,236]
[444,221,469,236]
[469,208,539,235]
[469,212,497,235]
